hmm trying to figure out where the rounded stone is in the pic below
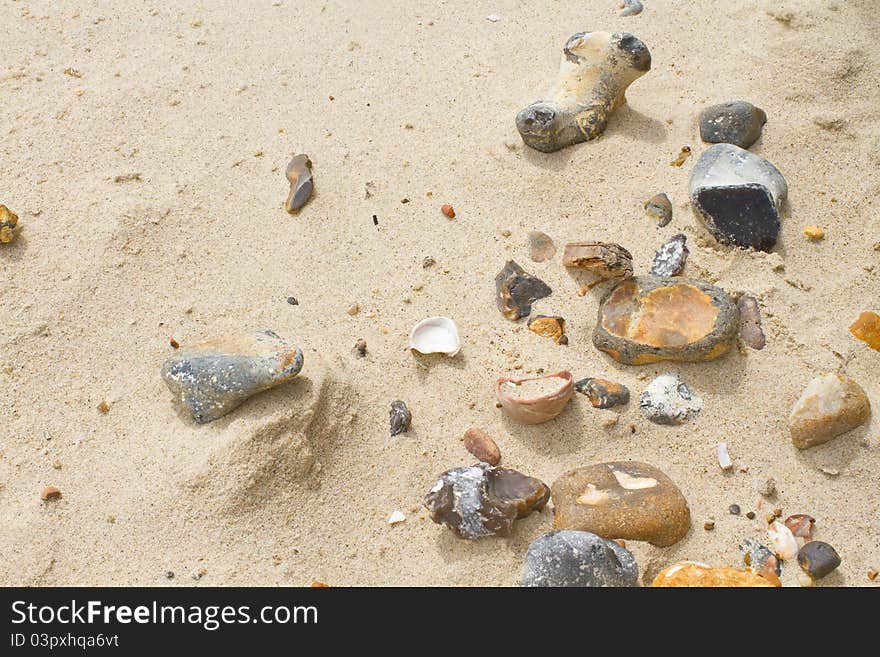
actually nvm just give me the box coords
[592,275,739,365]
[551,461,691,547]
[789,374,871,449]
[521,530,638,587]
[652,562,778,587]
[797,541,841,579]
[699,100,767,149]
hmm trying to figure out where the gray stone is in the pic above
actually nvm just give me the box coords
[161,330,304,423]
[284,154,313,213]
[649,233,689,276]
[797,541,841,579]
[689,143,787,251]
[521,530,638,587]
[699,101,767,149]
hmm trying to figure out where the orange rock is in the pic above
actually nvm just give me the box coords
[527,315,566,344]
[803,225,825,239]
[441,204,455,218]
[652,562,779,587]
[850,311,880,352]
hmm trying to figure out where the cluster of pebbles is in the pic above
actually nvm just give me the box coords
[23,25,876,588]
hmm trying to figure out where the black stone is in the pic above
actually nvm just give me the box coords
[693,185,779,251]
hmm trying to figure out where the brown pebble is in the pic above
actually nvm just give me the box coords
[704,520,715,531]
[746,511,756,519]
[41,486,62,501]
[169,337,180,349]
[868,569,878,581]
[97,401,110,414]
[462,427,501,465]
[441,204,455,218]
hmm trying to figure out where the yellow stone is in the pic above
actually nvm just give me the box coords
[850,311,880,352]
[652,562,779,587]
[803,225,825,239]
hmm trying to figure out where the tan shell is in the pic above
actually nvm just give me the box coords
[494,371,573,424]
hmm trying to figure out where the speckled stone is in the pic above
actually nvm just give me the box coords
[161,330,304,423]
[640,373,702,425]
[521,530,638,587]
[552,461,691,547]
[649,233,689,276]
[593,276,739,365]
[699,101,767,149]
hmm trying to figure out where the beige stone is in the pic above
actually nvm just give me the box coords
[789,374,870,449]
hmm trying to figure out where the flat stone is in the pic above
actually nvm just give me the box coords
[161,330,304,423]
[737,294,766,349]
[789,374,871,449]
[797,541,841,579]
[850,311,880,352]
[593,276,739,365]
[649,233,689,276]
[574,377,630,408]
[284,154,313,213]
[689,143,787,251]
[520,530,638,587]
[640,373,702,425]
[527,231,556,262]
[652,562,778,587]
[551,461,691,547]
[424,464,549,539]
[495,260,552,320]
[699,101,767,149]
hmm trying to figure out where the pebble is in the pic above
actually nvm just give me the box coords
[0,204,19,244]
[562,241,633,285]
[284,154,313,213]
[698,101,767,149]
[160,330,304,423]
[527,231,556,262]
[784,514,815,541]
[716,442,733,471]
[593,276,739,364]
[768,520,798,560]
[346,303,359,316]
[422,256,436,268]
[495,260,552,320]
[574,377,630,409]
[619,0,643,17]
[760,477,777,498]
[551,461,691,547]
[639,373,703,425]
[441,204,455,219]
[850,311,880,352]
[803,225,825,239]
[353,338,367,357]
[424,464,549,539]
[41,486,62,501]
[652,562,778,587]
[703,520,715,531]
[97,401,110,414]
[389,400,412,436]
[520,530,639,587]
[737,294,766,350]
[740,539,781,581]
[689,143,787,251]
[462,427,501,465]
[387,510,406,525]
[729,504,741,515]
[789,374,871,449]
[495,371,574,424]
[644,193,672,227]
[286,296,299,305]
[515,31,651,152]
[797,541,841,579]
[649,233,689,276]
[527,315,566,344]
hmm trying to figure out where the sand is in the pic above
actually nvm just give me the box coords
[1,0,878,586]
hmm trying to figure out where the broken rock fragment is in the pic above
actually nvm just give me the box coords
[521,530,638,587]
[850,311,880,352]
[160,330,304,423]
[0,204,19,244]
[284,154,313,213]
[737,294,766,350]
[644,193,672,227]
[698,101,767,149]
[527,315,567,344]
[424,464,550,539]
[640,373,702,425]
[649,233,689,276]
[574,377,630,409]
[593,276,739,364]
[527,231,556,262]
[551,461,691,547]
[495,260,552,320]
[389,400,412,436]
[789,374,870,449]
[652,562,778,587]
[562,241,633,286]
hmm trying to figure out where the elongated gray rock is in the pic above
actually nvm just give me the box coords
[699,101,767,149]
[690,143,787,251]
[161,330,304,423]
[521,530,639,587]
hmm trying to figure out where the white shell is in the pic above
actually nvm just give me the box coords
[768,521,798,560]
[409,317,460,356]
[716,442,733,471]
[387,510,406,525]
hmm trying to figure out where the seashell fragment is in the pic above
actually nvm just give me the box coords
[527,230,556,262]
[644,193,672,227]
[284,154,313,213]
[424,463,550,539]
[495,371,574,424]
[649,233,689,276]
[0,204,19,244]
[716,442,733,471]
[409,316,460,356]
[527,315,567,344]
[495,260,552,320]
[389,400,412,437]
[516,32,651,152]
[160,330,304,423]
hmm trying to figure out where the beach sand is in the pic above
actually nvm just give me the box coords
[1,0,878,586]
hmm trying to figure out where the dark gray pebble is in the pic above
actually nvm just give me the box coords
[521,530,638,587]
[797,541,841,579]
[699,101,767,149]
[389,400,412,436]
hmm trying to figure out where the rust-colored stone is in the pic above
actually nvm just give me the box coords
[850,311,880,352]
[652,562,779,587]
[527,315,566,344]
[41,486,62,501]
[0,204,19,244]
[593,276,739,365]
[463,427,501,465]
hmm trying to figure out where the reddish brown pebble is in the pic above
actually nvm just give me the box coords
[463,427,501,465]
[868,569,878,581]
[97,401,110,414]
[704,521,715,531]
[784,514,815,541]
[441,204,455,218]
[41,486,62,501]
[170,337,180,349]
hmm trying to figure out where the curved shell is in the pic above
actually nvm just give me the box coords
[495,371,573,424]
[409,317,460,356]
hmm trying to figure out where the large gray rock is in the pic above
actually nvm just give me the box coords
[689,143,787,251]
[521,530,639,587]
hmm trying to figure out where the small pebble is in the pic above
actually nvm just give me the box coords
[353,338,367,358]
[850,311,880,352]
[746,511,756,519]
[737,294,766,350]
[527,231,556,262]
[0,204,19,244]
[97,401,110,414]
[797,541,841,579]
[41,486,62,501]
[387,510,406,525]
[649,233,689,276]
[389,400,412,436]
[729,504,741,515]
[789,374,871,449]
[422,256,436,268]
[284,154,313,213]
[698,101,767,149]
[574,377,630,409]
[347,303,360,316]
[704,520,715,531]
[644,193,672,227]
[441,204,455,218]
[165,571,175,579]
[286,296,299,305]
[462,427,501,465]
[803,225,825,239]
[639,373,702,425]
[868,569,878,581]
[169,337,180,349]
[760,478,777,498]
